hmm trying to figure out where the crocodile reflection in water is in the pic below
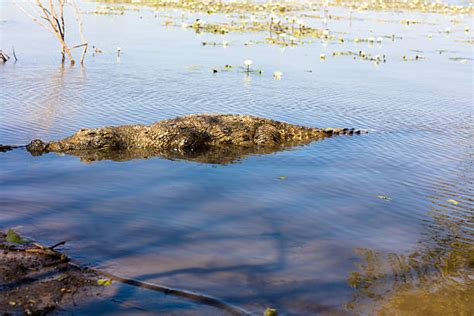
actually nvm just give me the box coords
[25,114,366,164]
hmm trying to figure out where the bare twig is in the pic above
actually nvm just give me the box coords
[59,0,65,62]
[19,0,77,64]
[71,0,88,64]
[71,43,88,49]
[97,271,251,316]
[15,1,52,32]
[35,0,75,63]
[12,47,18,62]
[49,240,68,250]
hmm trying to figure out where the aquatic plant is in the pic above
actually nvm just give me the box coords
[98,0,473,16]
[5,229,27,244]
[244,59,253,72]
[329,0,472,14]
[264,307,278,316]
[90,0,472,52]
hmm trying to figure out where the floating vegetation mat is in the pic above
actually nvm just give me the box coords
[93,0,474,15]
[88,0,473,53]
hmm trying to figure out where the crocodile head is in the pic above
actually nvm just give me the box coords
[52,127,124,151]
[26,127,124,154]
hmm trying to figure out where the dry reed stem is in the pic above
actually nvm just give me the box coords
[71,0,88,64]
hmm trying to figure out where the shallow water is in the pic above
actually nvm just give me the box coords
[0,0,473,314]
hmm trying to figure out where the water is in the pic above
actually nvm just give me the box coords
[1,1,473,314]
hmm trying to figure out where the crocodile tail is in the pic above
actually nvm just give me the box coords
[322,128,368,135]
[285,126,367,142]
[281,126,326,142]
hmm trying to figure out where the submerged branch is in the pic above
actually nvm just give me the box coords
[2,237,250,315]
[99,271,252,316]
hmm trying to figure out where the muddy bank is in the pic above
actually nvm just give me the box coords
[0,230,103,315]
[0,230,253,315]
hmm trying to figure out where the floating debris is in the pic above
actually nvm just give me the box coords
[202,41,219,46]
[447,199,459,205]
[93,0,474,51]
[5,229,27,244]
[401,19,419,25]
[89,5,132,15]
[448,57,471,63]
[402,54,425,61]
[98,0,473,16]
[331,50,386,63]
[97,278,113,286]
[185,64,201,72]
[329,0,472,14]
[264,307,278,316]
[92,45,104,54]
[0,50,9,63]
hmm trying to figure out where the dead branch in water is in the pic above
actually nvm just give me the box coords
[16,0,88,65]
[5,242,251,315]
[98,271,252,316]
[36,0,75,63]
[0,50,10,63]
[12,47,18,62]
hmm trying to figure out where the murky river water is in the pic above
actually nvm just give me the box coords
[1,0,473,314]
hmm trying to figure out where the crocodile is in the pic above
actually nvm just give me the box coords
[24,114,366,164]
